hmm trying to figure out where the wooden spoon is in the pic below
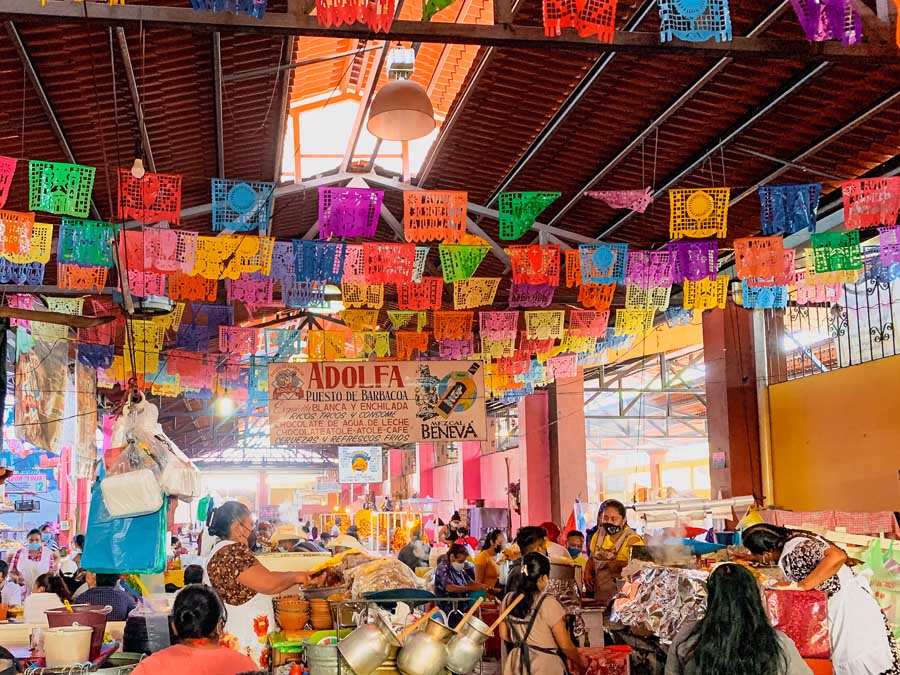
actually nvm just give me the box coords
[488,594,524,632]
[397,607,440,643]
[453,596,484,633]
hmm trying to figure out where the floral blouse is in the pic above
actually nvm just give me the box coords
[207,542,259,605]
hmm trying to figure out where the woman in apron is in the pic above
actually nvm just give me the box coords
[11,529,57,596]
[499,552,586,675]
[203,502,313,668]
[584,500,643,607]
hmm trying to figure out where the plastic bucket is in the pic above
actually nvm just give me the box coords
[46,604,111,661]
[44,625,93,668]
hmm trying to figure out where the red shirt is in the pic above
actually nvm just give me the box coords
[131,644,256,675]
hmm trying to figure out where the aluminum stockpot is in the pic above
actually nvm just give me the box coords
[397,618,455,675]
[338,612,401,675]
[446,615,493,675]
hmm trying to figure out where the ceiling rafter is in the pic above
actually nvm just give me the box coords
[212,32,225,178]
[115,27,155,174]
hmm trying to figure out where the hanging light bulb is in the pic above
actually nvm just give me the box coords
[131,157,146,180]
[214,395,236,418]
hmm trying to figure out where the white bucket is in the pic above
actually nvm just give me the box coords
[44,625,93,667]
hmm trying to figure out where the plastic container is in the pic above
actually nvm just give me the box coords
[44,625,93,667]
[46,604,111,661]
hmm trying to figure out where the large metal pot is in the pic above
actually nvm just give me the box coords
[445,615,493,675]
[338,613,401,675]
[397,618,454,675]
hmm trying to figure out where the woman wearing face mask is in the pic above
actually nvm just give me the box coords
[203,502,313,667]
[500,552,587,675]
[475,530,506,597]
[584,500,644,607]
[439,512,463,545]
[10,529,59,596]
[434,543,486,623]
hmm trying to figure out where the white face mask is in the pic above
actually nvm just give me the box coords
[451,562,466,571]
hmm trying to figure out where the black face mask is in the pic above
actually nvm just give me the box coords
[604,524,622,536]
[495,545,503,554]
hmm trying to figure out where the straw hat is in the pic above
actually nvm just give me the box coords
[272,524,308,543]
[326,534,362,551]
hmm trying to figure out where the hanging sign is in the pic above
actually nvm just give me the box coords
[268,360,488,446]
[338,446,383,484]
[6,472,49,493]
[316,480,341,494]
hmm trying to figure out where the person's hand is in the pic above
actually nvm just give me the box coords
[774,580,802,590]
[294,571,312,586]
[568,653,588,675]
[594,548,616,562]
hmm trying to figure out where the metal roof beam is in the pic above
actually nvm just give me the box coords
[270,36,296,188]
[115,28,155,173]
[7,0,898,62]
[341,43,388,173]
[212,32,225,178]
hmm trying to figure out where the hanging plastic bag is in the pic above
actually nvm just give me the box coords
[82,480,167,575]
[858,539,900,639]
[764,589,830,658]
[110,391,191,476]
[100,469,163,519]
[159,460,202,502]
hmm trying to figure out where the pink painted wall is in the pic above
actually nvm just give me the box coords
[554,373,589,521]
[518,392,552,526]
[462,441,482,500]
[481,448,521,532]
[417,443,434,498]
[432,461,463,517]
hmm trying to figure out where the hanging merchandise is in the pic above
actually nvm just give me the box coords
[789,0,861,44]
[547,354,578,379]
[0,210,34,258]
[480,311,520,340]
[218,326,260,354]
[117,170,183,224]
[543,0,617,40]
[578,243,628,284]
[841,177,900,229]
[226,272,274,306]
[669,187,730,239]
[397,276,443,310]
[2,220,51,265]
[438,236,490,282]
[341,309,380,331]
[294,240,346,284]
[439,336,475,359]
[453,277,501,309]
[433,310,474,340]
[497,192,561,240]
[211,179,275,232]
[658,0,732,42]
[190,0,269,18]
[733,236,786,280]
[387,310,427,331]
[342,244,366,282]
[396,331,430,359]
[29,160,96,218]
[669,240,719,282]
[342,282,384,308]
[509,282,555,308]
[879,226,900,267]
[403,190,468,242]
[316,0,394,31]
[624,250,673,289]
[624,284,672,311]
[585,187,653,213]
[168,271,217,302]
[810,229,863,273]
[58,219,117,267]
[0,156,16,209]
[615,308,655,335]
[264,329,303,359]
[57,263,106,291]
[578,282,616,310]
[565,249,582,287]
[318,186,384,238]
[683,275,729,310]
[745,249,796,288]
[193,235,274,279]
[758,183,821,235]
[524,310,566,340]
[363,242,416,284]
[741,281,789,309]
[353,331,391,358]
[568,310,609,338]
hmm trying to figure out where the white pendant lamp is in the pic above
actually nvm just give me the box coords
[367,80,436,142]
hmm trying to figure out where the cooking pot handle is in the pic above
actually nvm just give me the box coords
[398,607,440,642]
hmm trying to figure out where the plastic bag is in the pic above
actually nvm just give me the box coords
[858,539,900,639]
[764,589,830,658]
[100,468,163,518]
[82,480,167,574]
[159,461,201,501]
[346,557,422,597]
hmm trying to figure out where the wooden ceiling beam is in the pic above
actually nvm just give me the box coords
[6,0,899,62]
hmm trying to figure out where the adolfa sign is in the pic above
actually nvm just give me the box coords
[268,360,487,446]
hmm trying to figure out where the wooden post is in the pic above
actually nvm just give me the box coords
[291,109,302,183]
[494,0,512,25]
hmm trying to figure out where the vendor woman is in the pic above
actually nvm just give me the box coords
[743,523,899,675]
[584,500,644,606]
[203,502,312,667]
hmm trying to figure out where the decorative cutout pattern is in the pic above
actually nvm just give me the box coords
[841,178,900,229]
[193,235,274,279]
[153,302,185,332]
[741,281,789,309]
[219,325,260,354]
[283,280,329,308]
[433,310,474,340]
[578,243,628,284]
[3,220,51,265]
[615,308,655,335]
[294,240,346,284]
[387,310,427,332]
[759,183,821,235]
[453,278,500,309]
[175,324,209,352]
[810,230,862,272]
[58,218,116,267]
[126,270,166,297]
[543,0,618,41]
[33,297,84,341]
[683,275,729,310]
[585,187,653,213]
[29,161,96,218]
[525,310,566,340]
[341,309,380,331]
[169,272,218,302]
[439,336,475,360]
[78,344,115,370]
[412,246,429,284]
[508,244,561,286]
[734,236,786,280]
[480,311,520,340]
[547,354,578,379]
[560,332,597,354]
[117,170,182,224]
[669,240,719,282]
[403,190,467,242]
[396,331,430,360]
[664,307,695,328]
[879,226,900,267]
[659,0,732,43]
[0,157,16,209]
[625,284,672,310]
[307,330,347,361]
[497,192,561,240]
[57,264,106,291]
[397,277,443,310]
[0,260,44,285]
[669,188,730,238]
[226,272,274,306]
[745,249,796,288]
[270,241,296,284]
[790,0,861,44]
[0,210,34,258]
[509,282,555,308]
[565,249,582,288]
[211,179,275,232]
[318,186,383,238]
[124,321,166,375]
[265,329,304,359]
[624,250,673,288]
[481,336,516,361]
[342,244,366,283]
[315,0,395,32]
[342,282,384,308]
[363,242,415,284]
[438,241,489,282]
[568,310,609,338]
[353,331,391,358]
[578,283,616,310]
[793,270,843,305]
